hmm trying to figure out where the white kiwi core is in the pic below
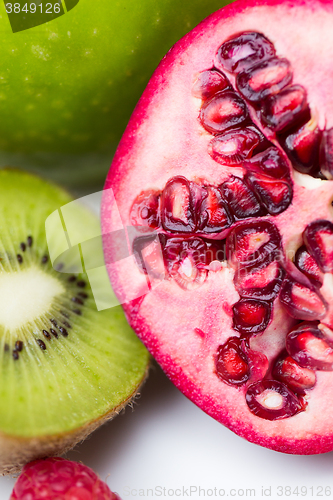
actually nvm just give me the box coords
[0,265,65,330]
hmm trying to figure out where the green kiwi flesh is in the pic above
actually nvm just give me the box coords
[0,169,149,474]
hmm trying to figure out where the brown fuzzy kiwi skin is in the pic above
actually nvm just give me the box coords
[0,366,149,476]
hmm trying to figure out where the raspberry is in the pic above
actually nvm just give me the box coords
[10,457,121,500]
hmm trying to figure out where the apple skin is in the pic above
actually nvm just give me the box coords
[0,0,231,188]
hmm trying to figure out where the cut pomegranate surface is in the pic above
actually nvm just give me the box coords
[103,0,333,454]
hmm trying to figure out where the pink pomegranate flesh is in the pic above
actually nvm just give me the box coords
[102,0,333,454]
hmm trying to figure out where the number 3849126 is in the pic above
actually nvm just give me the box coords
[5,3,62,13]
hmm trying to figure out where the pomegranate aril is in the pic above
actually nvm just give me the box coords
[245,172,292,215]
[280,276,327,321]
[164,237,208,290]
[281,118,322,175]
[199,91,248,134]
[303,219,333,273]
[205,239,226,264]
[245,346,269,381]
[261,84,310,133]
[236,58,292,103]
[209,126,266,166]
[318,323,333,342]
[163,236,205,265]
[161,176,196,233]
[273,351,316,393]
[234,260,284,301]
[221,176,263,220]
[215,31,276,74]
[215,337,249,386]
[294,245,323,286]
[246,380,304,420]
[198,185,232,234]
[233,298,272,335]
[133,234,166,279]
[248,147,290,179]
[226,219,282,269]
[320,128,333,179]
[130,189,160,229]
[286,323,333,371]
[192,69,230,100]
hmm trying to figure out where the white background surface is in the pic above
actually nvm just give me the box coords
[1,362,333,500]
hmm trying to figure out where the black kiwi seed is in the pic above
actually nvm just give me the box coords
[50,319,58,327]
[15,341,23,352]
[68,275,76,282]
[60,310,70,318]
[58,327,68,337]
[27,235,33,247]
[63,321,71,329]
[20,242,26,252]
[78,292,88,299]
[73,309,82,316]
[4,344,9,352]
[77,280,86,288]
[37,339,46,350]
[17,254,23,264]
[50,328,58,338]
[42,330,51,340]
[72,297,84,305]
[12,351,19,360]
[41,255,49,264]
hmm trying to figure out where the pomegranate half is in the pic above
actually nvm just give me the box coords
[102,0,333,454]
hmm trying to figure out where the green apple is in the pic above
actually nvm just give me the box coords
[0,0,231,189]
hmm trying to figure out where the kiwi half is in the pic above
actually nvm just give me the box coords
[0,169,149,475]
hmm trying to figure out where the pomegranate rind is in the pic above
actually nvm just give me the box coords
[103,0,333,454]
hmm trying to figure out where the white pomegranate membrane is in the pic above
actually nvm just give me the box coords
[104,1,333,454]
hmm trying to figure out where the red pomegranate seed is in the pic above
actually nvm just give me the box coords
[294,245,323,286]
[236,58,292,103]
[246,379,304,420]
[130,189,160,229]
[208,126,265,165]
[204,239,226,264]
[192,69,230,100]
[215,337,250,385]
[199,91,248,134]
[215,31,276,74]
[234,260,284,300]
[133,234,166,279]
[303,219,333,273]
[320,128,333,179]
[280,277,327,321]
[248,147,290,179]
[245,172,293,215]
[273,351,316,393]
[221,176,262,220]
[261,84,310,133]
[233,298,272,336]
[226,219,281,268]
[281,118,322,175]
[286,323,333,371]
[245,345,269,381]
[164,237,208,290]
[197,185,232,234]
[161,176,196,233]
